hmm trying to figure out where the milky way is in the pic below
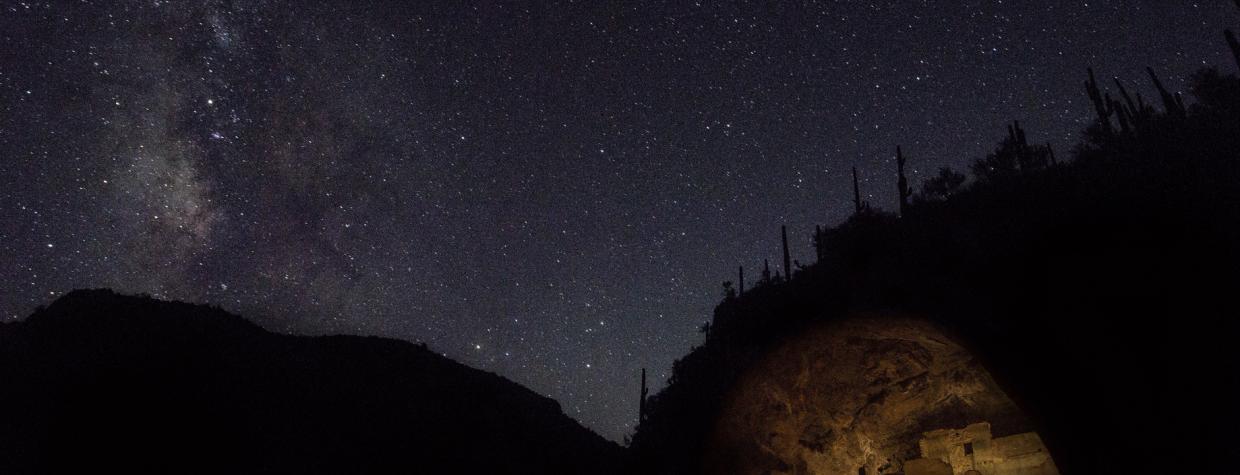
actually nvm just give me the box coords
[1,1,1235,440]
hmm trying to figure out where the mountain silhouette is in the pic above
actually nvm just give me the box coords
[0,289,622,474]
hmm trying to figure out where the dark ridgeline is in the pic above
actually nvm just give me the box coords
[630,18,1240,474]
[0,290,622,475]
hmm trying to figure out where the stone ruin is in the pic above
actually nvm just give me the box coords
[903,422,1059,475]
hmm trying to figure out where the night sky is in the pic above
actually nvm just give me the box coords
[1,1,1235,441]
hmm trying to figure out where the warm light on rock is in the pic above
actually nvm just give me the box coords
[705,317,1058,474]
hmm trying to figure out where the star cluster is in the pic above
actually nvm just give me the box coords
[1,1,1234,441]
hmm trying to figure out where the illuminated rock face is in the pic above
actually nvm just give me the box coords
[705,317,1042,475]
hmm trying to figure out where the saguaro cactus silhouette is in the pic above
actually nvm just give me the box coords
[1147,67,1185,118]
[1110,78,1140,133]
[851,167,865,215]
[896,146,911,217]
[1228,0,1240,71]
[1085,67,1113,132]
[738,266,744,296]
[781,225,791,281]
[639,368,648,423]
[1009,121,1031,169]
[814,225,825,261]
[1228,29,1240,71]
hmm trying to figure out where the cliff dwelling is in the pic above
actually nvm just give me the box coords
[904,422,1058,475]
[704,317,1060,475]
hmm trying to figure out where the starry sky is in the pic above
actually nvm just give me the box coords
[1,1,1235,441]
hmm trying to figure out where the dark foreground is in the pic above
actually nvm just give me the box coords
[0,289,622,474]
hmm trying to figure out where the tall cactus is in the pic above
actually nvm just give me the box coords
[814,225,825,261]
[781,225,791,282]
[1085,67,1114,132]
[1114,78,1137,114]
[1112,78,1139,133]
[738,266,744,296]
[1147,67,1185,118]
[852,166,863,215]
[1111,95,1131,133]
[1229,0,1240,71]
[639,368,648,423]
[896,146,911,217]
[762,259,771,283]
[1008,121,1038,170]
[1228,29,1240,72]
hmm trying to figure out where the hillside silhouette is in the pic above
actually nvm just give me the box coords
[629,39,1240,475]
[0,289,622,474]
